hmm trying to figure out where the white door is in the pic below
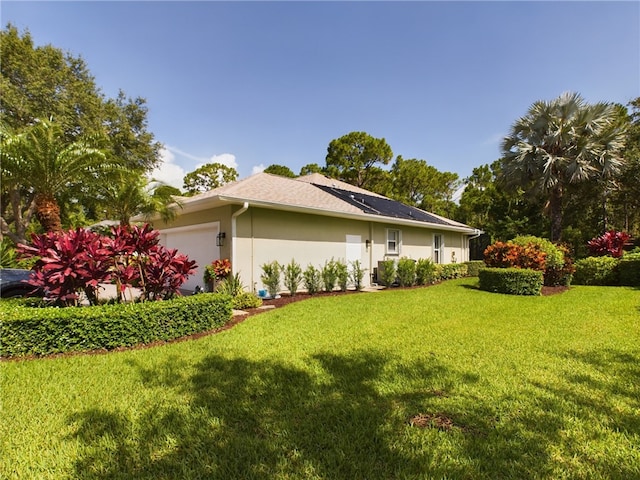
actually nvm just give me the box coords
[346,235,361,264]
[159,222,220,292]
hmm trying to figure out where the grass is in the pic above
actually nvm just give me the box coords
[2,278,639,479]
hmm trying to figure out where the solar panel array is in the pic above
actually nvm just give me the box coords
[313,184,453,226]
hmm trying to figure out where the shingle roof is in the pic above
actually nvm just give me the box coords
[177,172,476,232]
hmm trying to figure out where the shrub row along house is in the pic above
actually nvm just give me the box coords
[144,173,482,292]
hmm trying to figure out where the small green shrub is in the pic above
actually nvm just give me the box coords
[214,272,245,297]
[436,263,468,281]
[260,261,282,297]
[321,259,339,292]
[380,259,397,287]
[415,258,436,285]
[396,257,416,287]
[618,253,640,286]
[283,259,303,296]
[1,293,233,357]
[573,256,619,286]
[463,260,485,277]
[303,265,322,295]
[478,267,543,296]
[232,292,262,310]
[350,260,366,291]
[335,260,349,292]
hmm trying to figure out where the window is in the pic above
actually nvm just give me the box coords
[386,229,400,255]
[433,234,443,264]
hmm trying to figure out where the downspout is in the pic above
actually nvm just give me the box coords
[467,228,483,262]
[369,222,374,286]
[231,202,249,278]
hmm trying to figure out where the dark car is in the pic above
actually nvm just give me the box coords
[0,268,40,298]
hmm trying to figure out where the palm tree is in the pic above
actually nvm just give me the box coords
[1,119,106,236]
[99,171,181,226]
[500,92,627,242]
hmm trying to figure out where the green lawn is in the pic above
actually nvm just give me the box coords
[2,278,639,479]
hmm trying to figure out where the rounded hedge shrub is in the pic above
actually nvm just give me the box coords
[463,260,485,277]
[618,253,640,286]
[478,267,543,296]
[573,256,620,286]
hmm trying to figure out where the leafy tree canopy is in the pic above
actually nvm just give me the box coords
[263,164,296,178]
[183,163,238,196]
[0,24,103,139]
[325,131,393,189]
[299,163,324,176]
[389,156,460,217]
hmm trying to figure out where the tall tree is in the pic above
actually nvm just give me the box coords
[610,97,640,237]
[299,163,324,176]
[183,162,238,195]
[456,161,546,243]
[263,164,296,178]
[325,131,393,189]
[0,24,103,140]
[1,120,107,238]
[0,24,163,240]
[102,91,162,172]
[389,156,460,216]
[98,172,180,226]
[500,92,627,241]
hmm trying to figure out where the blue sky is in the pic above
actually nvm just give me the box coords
[3,1,639,191]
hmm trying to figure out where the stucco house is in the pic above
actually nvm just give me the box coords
[147,172,481,292]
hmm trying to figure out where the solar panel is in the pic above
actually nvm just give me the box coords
[313,184,453,226]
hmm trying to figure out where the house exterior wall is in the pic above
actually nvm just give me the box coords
[153,204,471,293]
[234,207,371,292]
[235,207,470,292]
[368,224,467,281]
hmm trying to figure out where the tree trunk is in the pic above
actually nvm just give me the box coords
[549,186,563,242]
[34,193,62,232]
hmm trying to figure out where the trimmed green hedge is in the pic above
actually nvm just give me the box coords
[1,293,233,358]
[463,260,485,277]
[478,267,543,296]
[435,263,468,280]
[619,254,640,286]
[573,256,619,286]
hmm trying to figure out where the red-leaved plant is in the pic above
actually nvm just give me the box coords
[587,230,630,258]
[18,224,197,306]
[204,258,231,284]
[484,241,546,271]
[18,228,112,305]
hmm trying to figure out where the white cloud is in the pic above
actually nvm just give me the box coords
[251,164,265,175]
[149,147,186,189]
[206,153,238,170]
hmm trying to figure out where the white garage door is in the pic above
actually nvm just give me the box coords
[158,222,220,292]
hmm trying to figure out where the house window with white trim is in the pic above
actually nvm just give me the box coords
[386,229,400,255]
[433,234,443,264]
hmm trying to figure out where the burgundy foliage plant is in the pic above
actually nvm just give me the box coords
[587,230,630,258]
[18,224,197,306]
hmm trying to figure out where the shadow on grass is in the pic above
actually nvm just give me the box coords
[67,348,638,479]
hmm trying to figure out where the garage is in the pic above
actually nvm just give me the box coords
[158,222,220,292]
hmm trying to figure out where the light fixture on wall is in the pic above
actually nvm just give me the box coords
[216,232,226,247]
[365,239,371,250]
